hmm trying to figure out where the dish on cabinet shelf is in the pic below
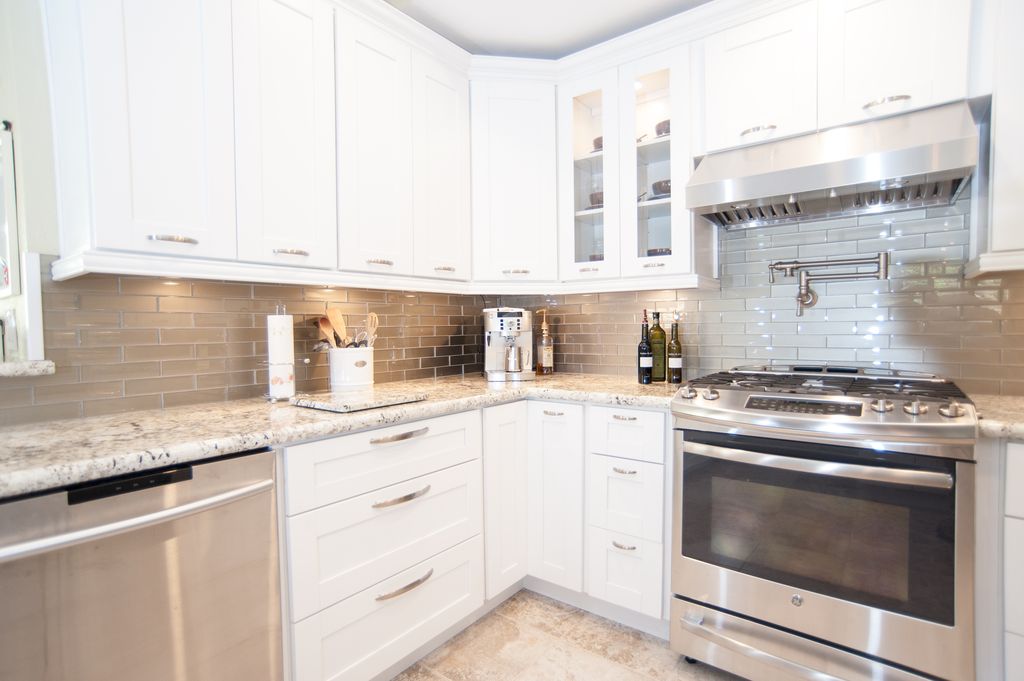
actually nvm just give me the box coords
[646,247,672,257]
[656,119,670,136]
[592,136,603,151]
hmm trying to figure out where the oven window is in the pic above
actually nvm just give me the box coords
[682,432,956,625]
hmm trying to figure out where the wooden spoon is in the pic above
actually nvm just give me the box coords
[327,307,348,346]
[317,317,337,348]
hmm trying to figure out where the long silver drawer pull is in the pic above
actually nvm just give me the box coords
[543,410,564,417]
[434,265,456,272]
[612,467,637,476]
[375,568,434,602]
[273,248,310,256]
[679,613,841,681]
[643,262,665,268]
[147,234,198,245]
[683,441,954,490]
[367,258,394,266]
[863,94,911,111]
[502,268,531,275]
[371,484,431,509]
[369,426,429,445]
[612,414,637,422]
[739,124,777,138]
[612,541,637,551]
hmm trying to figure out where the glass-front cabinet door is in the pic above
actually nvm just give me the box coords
[557,71,620,281]
[619,48,692,278]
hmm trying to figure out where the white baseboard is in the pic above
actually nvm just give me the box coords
[522,576,671,640]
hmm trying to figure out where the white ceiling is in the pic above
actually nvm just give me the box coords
[384,0,712,59]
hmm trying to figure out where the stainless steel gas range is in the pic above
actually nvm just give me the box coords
[669,365,978,681]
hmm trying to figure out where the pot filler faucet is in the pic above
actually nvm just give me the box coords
[768,252,889,316]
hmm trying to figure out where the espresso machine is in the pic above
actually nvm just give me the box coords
[483,307,535,382]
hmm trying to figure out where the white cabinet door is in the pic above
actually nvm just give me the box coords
[79,0,236,258]
[1008,632,1024,681]
[471,80,558,282]
[989,0,1024,255]
[587,454,664,543]
[702,1,817,152]
[1007,516,1024,637]
[412,55,471,281]
[527,402,584,590]
[587,406,666,464]
[586,526,663,619]
[336,9,413,275]
[482,402,529,599]
[818,0,970,129]
[234,0,337,269]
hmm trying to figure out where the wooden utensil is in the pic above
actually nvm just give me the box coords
[317,317,337,348]
[327,307,349,346]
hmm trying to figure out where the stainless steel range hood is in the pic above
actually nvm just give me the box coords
[686,102,979,230]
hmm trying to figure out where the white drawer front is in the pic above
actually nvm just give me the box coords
[287,460,483,621]
[585,526,663,619]
[587,406,665,464]
[1007,442,1024,519]
[283,410,481,515]
[587,454,663,542]
[292,535,484,681]
[1007,516,1024,637]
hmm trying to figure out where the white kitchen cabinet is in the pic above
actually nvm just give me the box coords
[557,69,621,281]
[412,55,471,281]
[336,8,414,276]
[817,0,970,130]
[234,0,337,269]
[586,526,663,619]
[1008,632,1024,681]
[701,1,818,152]
[587,454,664,543]
[47,0,238,259]
[1007,516,1024,637]
[482,402,530,599]
[471,79,558,282]
[587,406,666,464]
[527,401,584,591]
[1008,442,1024,519]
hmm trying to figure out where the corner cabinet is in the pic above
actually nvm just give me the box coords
[482,402,529,599]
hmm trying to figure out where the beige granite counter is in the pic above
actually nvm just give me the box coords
[971,393,1024,440]
[0,360,55,378]
[0,374,678,499]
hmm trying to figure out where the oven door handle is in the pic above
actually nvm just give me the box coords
[679,613,842,681]
[683,441,954,490]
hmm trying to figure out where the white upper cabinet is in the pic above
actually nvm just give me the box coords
[412,55,471,281]
[336,9,414,276]
[557,70,621,282]
[818,0,971,130]
[58,0,238,259]
[471,79,558,282]
[701,1,818,152]
[234,0,337,269]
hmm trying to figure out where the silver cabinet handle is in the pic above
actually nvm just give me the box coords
[542,410,564,417]
[375,568,433,602]
[367,258,394,266]
[612,414,637,422]
[863,94,911,111]
[501,268,531,275]
[612,467,637,476]
[739,124,777,138]
[273,248,310,256]
[369,426,429,445]
[147,234,198,245]
[371,484,431,509]
[0,479,272,565]
[434,265,456,272]
[579,266,599,273]
[643,262,665,268]
[679,613,842,681]
[612,540,637,551]
[682,441,954,490]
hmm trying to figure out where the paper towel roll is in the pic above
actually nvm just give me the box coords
[268,363,295,400]
[267,314,294,365]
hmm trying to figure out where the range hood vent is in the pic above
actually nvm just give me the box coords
[686,102,979,230]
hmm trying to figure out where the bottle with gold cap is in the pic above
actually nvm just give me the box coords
[536,309,555,375]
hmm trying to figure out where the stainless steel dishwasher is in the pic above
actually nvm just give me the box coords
[0,449,282,681]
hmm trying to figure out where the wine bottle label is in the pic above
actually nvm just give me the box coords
[639,357,653,368]
[669,358,683,368]
[541,347,554,367]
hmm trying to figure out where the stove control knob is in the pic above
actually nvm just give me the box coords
[938,400,967,418]
[870,398,894,413]
[702,388,720,401]
[679,385,697,399]
[903,399,929,416]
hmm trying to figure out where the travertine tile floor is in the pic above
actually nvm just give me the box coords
[393,590,745,681]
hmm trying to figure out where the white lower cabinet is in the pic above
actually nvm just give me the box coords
[482,402,529,599]
[527,402,585,591]
[1006,516,1024,637]
[292,536,484,681]
[586,527,663,619]
[1008,631,1024,681]
[587,453,664,542]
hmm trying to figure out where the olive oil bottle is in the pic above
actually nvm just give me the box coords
[668,321,683,383]
[650,312,666,382]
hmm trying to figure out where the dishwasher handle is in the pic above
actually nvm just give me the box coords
[0,478,273,565]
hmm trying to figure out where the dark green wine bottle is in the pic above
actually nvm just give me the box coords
[637,309,652,384]
[668,322,683,384]
[650,312,666,382]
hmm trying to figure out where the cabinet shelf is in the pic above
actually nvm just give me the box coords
[637,135,670,164]
[638,196,671,208]
[575,206,604,217]
[574,149,604,166]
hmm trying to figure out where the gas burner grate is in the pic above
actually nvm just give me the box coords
[687,370,967,401]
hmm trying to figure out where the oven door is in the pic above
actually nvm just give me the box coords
[672,428,974,681]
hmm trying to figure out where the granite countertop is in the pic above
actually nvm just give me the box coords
[0,360,55,377]
[972,394,1024,440]
[0,374,679,500]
